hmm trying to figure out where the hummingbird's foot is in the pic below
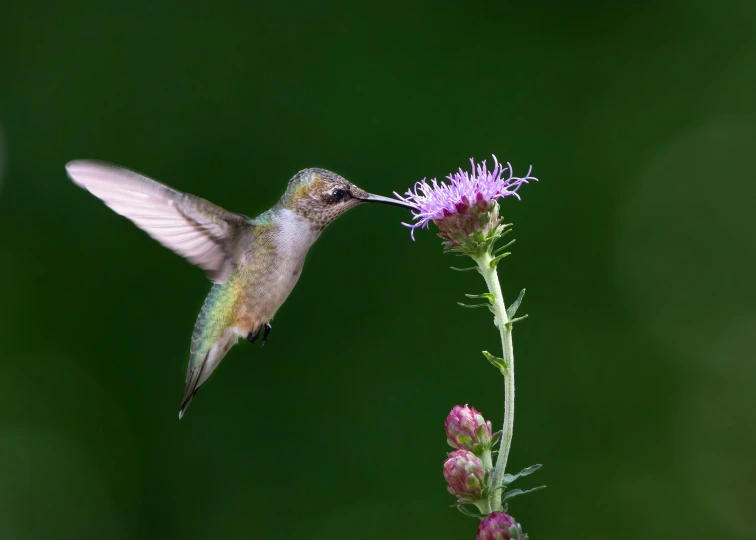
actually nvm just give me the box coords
[261,323,272,347]
[246,323,271,346]
[246,328,260,344]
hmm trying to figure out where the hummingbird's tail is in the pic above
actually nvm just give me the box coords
[179,283,240,419]
[179,330,238,419]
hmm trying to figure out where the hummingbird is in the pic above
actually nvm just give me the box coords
[65,160,412,418]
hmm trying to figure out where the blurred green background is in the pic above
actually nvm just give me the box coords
[2,1,755,538]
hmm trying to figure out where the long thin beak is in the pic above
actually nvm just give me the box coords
[359,193,415,210]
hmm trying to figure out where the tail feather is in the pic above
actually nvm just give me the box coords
[178,356,207,419]
[178,330,238,419]
[179,283,239,419]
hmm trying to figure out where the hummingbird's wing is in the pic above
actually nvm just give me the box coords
[66,160,249,284]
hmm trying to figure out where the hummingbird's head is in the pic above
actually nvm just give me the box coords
[280,168,413,229]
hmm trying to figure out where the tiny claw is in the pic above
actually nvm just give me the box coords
[260,323,272,347]
[246,328,260,344]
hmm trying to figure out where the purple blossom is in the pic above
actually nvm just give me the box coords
[445,404,493,453]
[477,512,526,540]
[443,449,487,501]
[394,156,537,240]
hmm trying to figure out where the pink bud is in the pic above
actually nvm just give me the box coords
[445,404,493,453]
[477,512,526,540]
[443,449,486,501]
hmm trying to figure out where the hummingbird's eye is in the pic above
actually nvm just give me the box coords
[330,188,348,203]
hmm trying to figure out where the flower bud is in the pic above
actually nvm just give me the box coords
[445,404,493,454]
[477,512,526,540]
[443,449,486,501]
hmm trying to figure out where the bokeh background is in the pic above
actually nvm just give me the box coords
[2,1,755,538]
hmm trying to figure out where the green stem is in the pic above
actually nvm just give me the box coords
[474,250,515,513]
[481,448,493,470]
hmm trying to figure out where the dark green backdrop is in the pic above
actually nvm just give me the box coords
[2,1,755,539]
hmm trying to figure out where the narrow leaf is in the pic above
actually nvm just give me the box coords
[465,293,494,301]
[482,350,508,373]
[518,463,542,476]
[490,252,511,268]
[507,314,529,326]
[456,504,483,519]
[457,302,489,309]
[503,489,523,500]
[450,266,479,272]
[492,431,502,446]
[503,464,542,485]
[492,239,516,257]
[503,485,547,501]
[506,289,526,319]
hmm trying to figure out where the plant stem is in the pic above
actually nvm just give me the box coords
[481,448,493,470]
[474,250,515,513]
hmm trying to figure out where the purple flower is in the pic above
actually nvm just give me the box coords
[443,449,487,501]
[446,404,493,454]
[477,512,526,540]
[394,156,536,241]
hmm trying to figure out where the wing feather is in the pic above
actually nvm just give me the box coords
[66,160,249,283]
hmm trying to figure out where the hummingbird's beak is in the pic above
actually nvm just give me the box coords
[359,193,415,210]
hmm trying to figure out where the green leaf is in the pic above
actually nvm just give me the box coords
[503,464,542,485]
[492,238,515,257]
[490,252,511,268]
[457,302,489,309]
[482,350,508,373]
[449,266,479,272]
[506,289,526,320]
[506,314,529,327]
[503,485,547,501]
[493,225,513,240]
[465,293,494,301]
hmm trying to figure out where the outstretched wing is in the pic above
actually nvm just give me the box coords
[66,160,249,283]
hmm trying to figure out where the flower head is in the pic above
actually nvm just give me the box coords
[443,449,487,501]
[477,512,527,540]
[394,156,536,243]
[445,404,493,454]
